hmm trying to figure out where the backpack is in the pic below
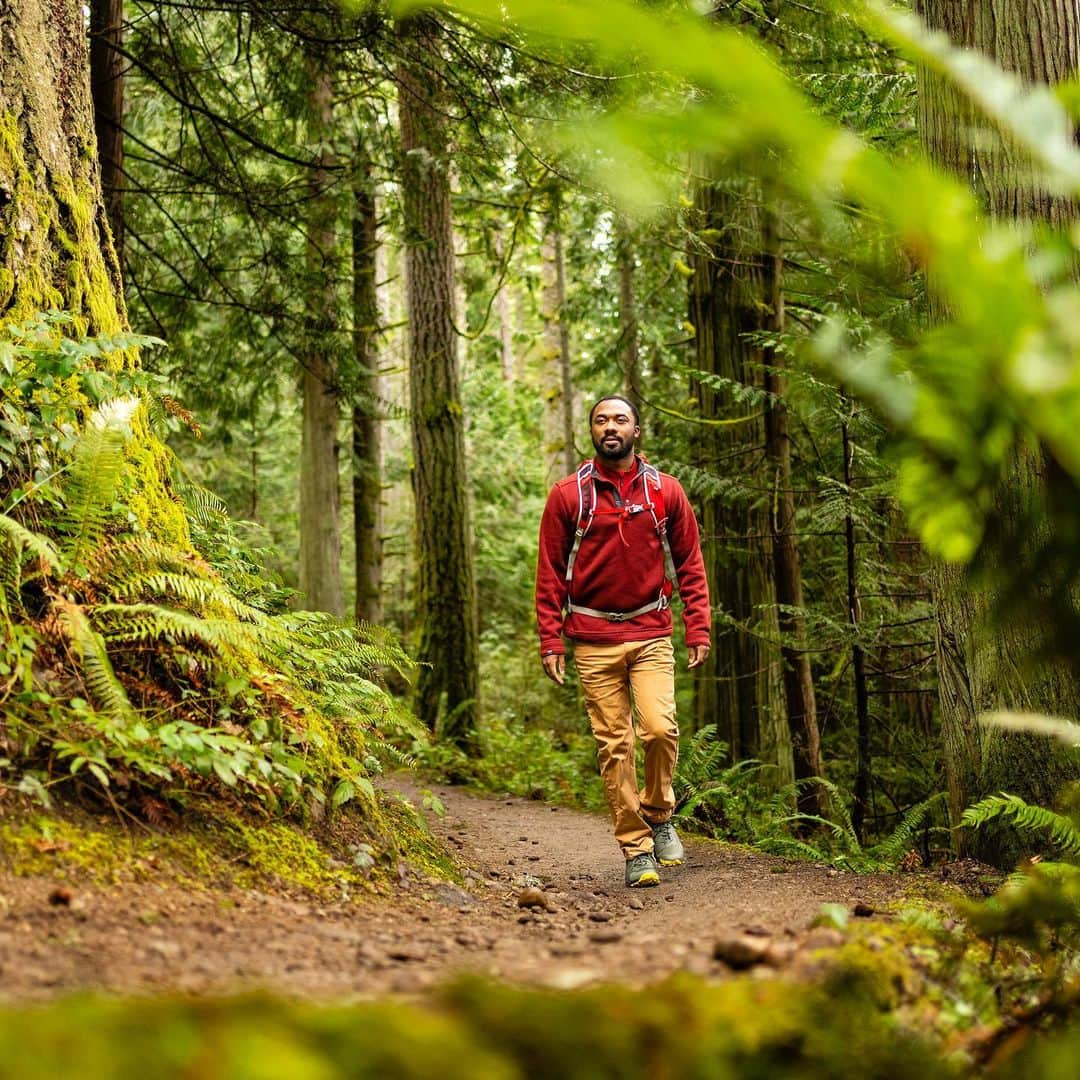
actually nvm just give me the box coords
[564,459,678,592]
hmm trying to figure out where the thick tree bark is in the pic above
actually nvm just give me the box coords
[760,209,821,816]
[352,140,382,626]
[916,0,1080,860]
[687,159,790,782]
[89,0,125,268]
[540,186,576,480]
[0,0,125,329]
[298,49,344,617]
[397,15,480,744]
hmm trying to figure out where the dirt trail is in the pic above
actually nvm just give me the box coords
[0,778,912,1000]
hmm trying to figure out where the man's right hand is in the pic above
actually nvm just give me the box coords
[542,653,565,686]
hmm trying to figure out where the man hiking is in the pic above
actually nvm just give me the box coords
[535,395,711,887]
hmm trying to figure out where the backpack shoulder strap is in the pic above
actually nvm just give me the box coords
[565,461,596,584]
[639,463,677,587]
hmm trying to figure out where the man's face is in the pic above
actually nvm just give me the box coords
[590,400,640,461]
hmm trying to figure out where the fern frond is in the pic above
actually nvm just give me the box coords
[1003,861,1080,892]
[60,414,130,572]
[961,793,1080,857]
[53,598,135,725]
[754,836,830,861]
[871,792,948,867]
[108,572,270,622]
[0,512,61,570]
[91,602,292,664]
[89,536,214,581]
[178,482,228,528]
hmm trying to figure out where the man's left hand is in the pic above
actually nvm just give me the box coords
[687,644,710,669]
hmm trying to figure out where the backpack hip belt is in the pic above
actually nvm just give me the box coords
[566,594,671,622]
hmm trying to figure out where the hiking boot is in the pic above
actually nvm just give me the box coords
[651,820,685,866]
[625,852,660,888]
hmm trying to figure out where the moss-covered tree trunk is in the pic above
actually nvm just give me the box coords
[0,0,187,546]
[916,0,1080,860]
[687,160,789,782]
[298,47,344,617]
[0,0,125,329]
[540,185,576,481]
[352,139,382,626]
[760,207,821,814]
[397,15,480,744]
[89,0,125,268]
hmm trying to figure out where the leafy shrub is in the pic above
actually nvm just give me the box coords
[0,315,417,818]
[414,713,605,810]
[675,725,949,870]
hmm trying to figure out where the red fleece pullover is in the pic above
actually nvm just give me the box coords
[535,456,711,656]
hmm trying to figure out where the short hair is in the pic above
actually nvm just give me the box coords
[589,394,640,426]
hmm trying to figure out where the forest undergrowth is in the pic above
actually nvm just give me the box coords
[0,317,442,885]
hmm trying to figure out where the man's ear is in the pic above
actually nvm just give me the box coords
[634,425,641,439]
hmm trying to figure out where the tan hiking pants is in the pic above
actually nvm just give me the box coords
[574,637,678,858]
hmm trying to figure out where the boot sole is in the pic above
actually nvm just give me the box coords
[628,872,660,887]
[658,858,683,866]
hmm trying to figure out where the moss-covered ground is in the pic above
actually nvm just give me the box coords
[0,790,456,900]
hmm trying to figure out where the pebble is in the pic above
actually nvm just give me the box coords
[712,933,771,970]
[628,898,644,911]
[588,929,623,944]
[588,912,611,923]
[853,902,875,918]
[517,887,552,912]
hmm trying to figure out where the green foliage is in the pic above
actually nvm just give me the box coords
[0,319,415,820]
[0,973,957,1080]
[414,713,605,810]
[674,727,948,871]
[962,794,1080,858]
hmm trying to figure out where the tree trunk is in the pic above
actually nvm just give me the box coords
[0,0,189,548]
[495,232,514,385]
[298,48,344,617]
[352,140,382,626]
[617,221,642,417]
[540,186,576,480]
[916,0,1080,861]
[760,207,821,816]
[843,402,873,842]
[687,159,789,782]
[397,15,480,745]
[1,0,125,329]
[89,0,125,269]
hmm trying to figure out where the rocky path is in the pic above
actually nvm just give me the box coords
[0,779,911,999]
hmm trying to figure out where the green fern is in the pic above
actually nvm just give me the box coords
[869,793,948,866]
[53,597,135,726]
[108,571,271,622]
[92,602,291,663]
[961,793,1080,858]
[754,835,831,861]
[0,512,61,570]
[59,415,130,573]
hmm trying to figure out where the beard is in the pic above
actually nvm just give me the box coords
[592,432,634,461]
